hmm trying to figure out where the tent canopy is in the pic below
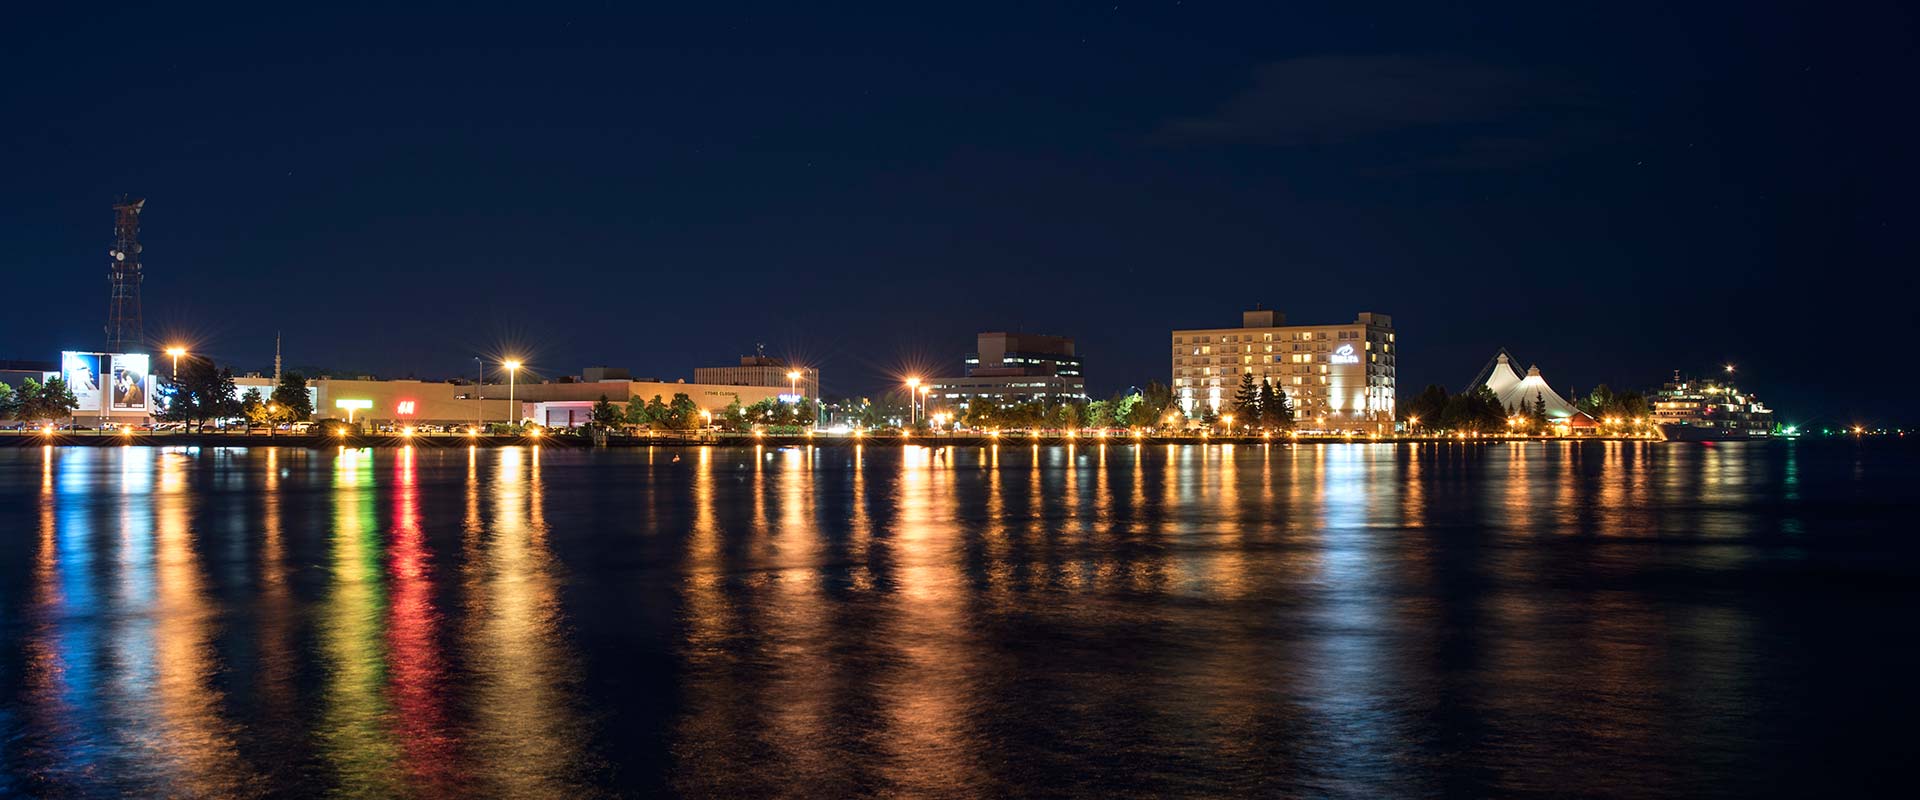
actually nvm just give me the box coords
[1482,354,1580,419]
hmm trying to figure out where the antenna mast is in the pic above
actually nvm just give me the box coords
[105,196,146,353]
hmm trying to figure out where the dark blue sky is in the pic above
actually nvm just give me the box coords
[5,1,1914,423]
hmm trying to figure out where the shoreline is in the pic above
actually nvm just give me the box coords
[0,432,1720,449]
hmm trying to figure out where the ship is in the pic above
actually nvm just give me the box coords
[1650,371,1776,441]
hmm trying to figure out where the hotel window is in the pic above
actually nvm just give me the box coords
[1293,377,1304,385]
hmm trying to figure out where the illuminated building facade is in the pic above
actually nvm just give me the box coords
[693,355,820,399]
[1171,309,1397,432]
[928,331,1087,409]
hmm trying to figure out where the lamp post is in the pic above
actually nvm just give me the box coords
[905,377,921,426]
[267,402,277,438]
[165,346,186,382]
[504,359,522,426]
[787,370,802,400]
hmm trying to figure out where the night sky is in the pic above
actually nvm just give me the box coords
[5,1,1914,424]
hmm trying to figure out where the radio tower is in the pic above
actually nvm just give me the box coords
[105,196,146,353]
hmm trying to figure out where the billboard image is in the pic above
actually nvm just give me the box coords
[61,351,103,412]
[110,353,150,410]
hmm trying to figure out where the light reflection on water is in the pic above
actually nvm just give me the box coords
[0,441,1916,797]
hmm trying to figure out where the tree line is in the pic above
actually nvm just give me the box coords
[957,380,1178,430]
[1399,382,1653,434]
[0,377,80,425]
[1225,372,1296,430]
[155,357,315,431]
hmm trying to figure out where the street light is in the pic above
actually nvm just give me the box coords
[787,370,802,399]
[1725,364,1736,375]
[504,359,522,425]
[905,377,921,426]
[165,346,186,381]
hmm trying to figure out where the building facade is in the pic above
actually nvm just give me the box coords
[693,355,819,399]
[929,331,1087,409]
[1171,309,1397,433]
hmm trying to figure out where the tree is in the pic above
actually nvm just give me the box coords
[0,381,15,421]
[271,371,313,421]
[240,388,268,431]
[590,394,624,431]
[1260,380,1294,429]
[1232,371,1259,422]
[1085,399,1114,428]
[1583,384,1615,416]
[1441,386,1506,433]
[1049,403,1081,430]
[1139,381,1174,422]
[668,393,702,430]
[1532,391,1549,427]
[11,377,79,426]
[159,358,241,431]
[1406,384,1450,428]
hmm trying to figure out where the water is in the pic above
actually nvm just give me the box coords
[0,441,1914,798]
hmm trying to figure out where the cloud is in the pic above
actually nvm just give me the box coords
[1157,55,1604,168]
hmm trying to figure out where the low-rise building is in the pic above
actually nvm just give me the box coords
[1171,309,1397,433]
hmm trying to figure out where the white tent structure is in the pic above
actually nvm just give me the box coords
[1482,353,1581,420]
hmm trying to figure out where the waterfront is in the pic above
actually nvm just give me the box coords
[1,441,1914,797]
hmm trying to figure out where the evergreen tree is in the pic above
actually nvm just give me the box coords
[1232,371,1259,421]
[1263,382,1295,429]
[590,394,624,431]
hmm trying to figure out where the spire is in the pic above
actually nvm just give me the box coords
[274,332,282,383]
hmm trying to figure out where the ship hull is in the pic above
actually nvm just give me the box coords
[1657,424,1770,442]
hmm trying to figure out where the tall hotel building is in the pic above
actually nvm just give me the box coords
[1171,309,1397,432]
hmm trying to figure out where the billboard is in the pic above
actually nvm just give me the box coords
[61,351,103,412]
[110,354,150,411]
[62,351,151,413]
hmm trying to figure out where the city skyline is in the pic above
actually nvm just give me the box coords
[3,2,1913,422]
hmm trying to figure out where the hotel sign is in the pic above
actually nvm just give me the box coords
[1330,344,1360,365]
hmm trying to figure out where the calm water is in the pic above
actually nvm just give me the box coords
[1,441,1915,798]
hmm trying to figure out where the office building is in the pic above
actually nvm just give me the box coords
[928,332,1087,408]
[693,355,819,399]
[1171,309,1397,433]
